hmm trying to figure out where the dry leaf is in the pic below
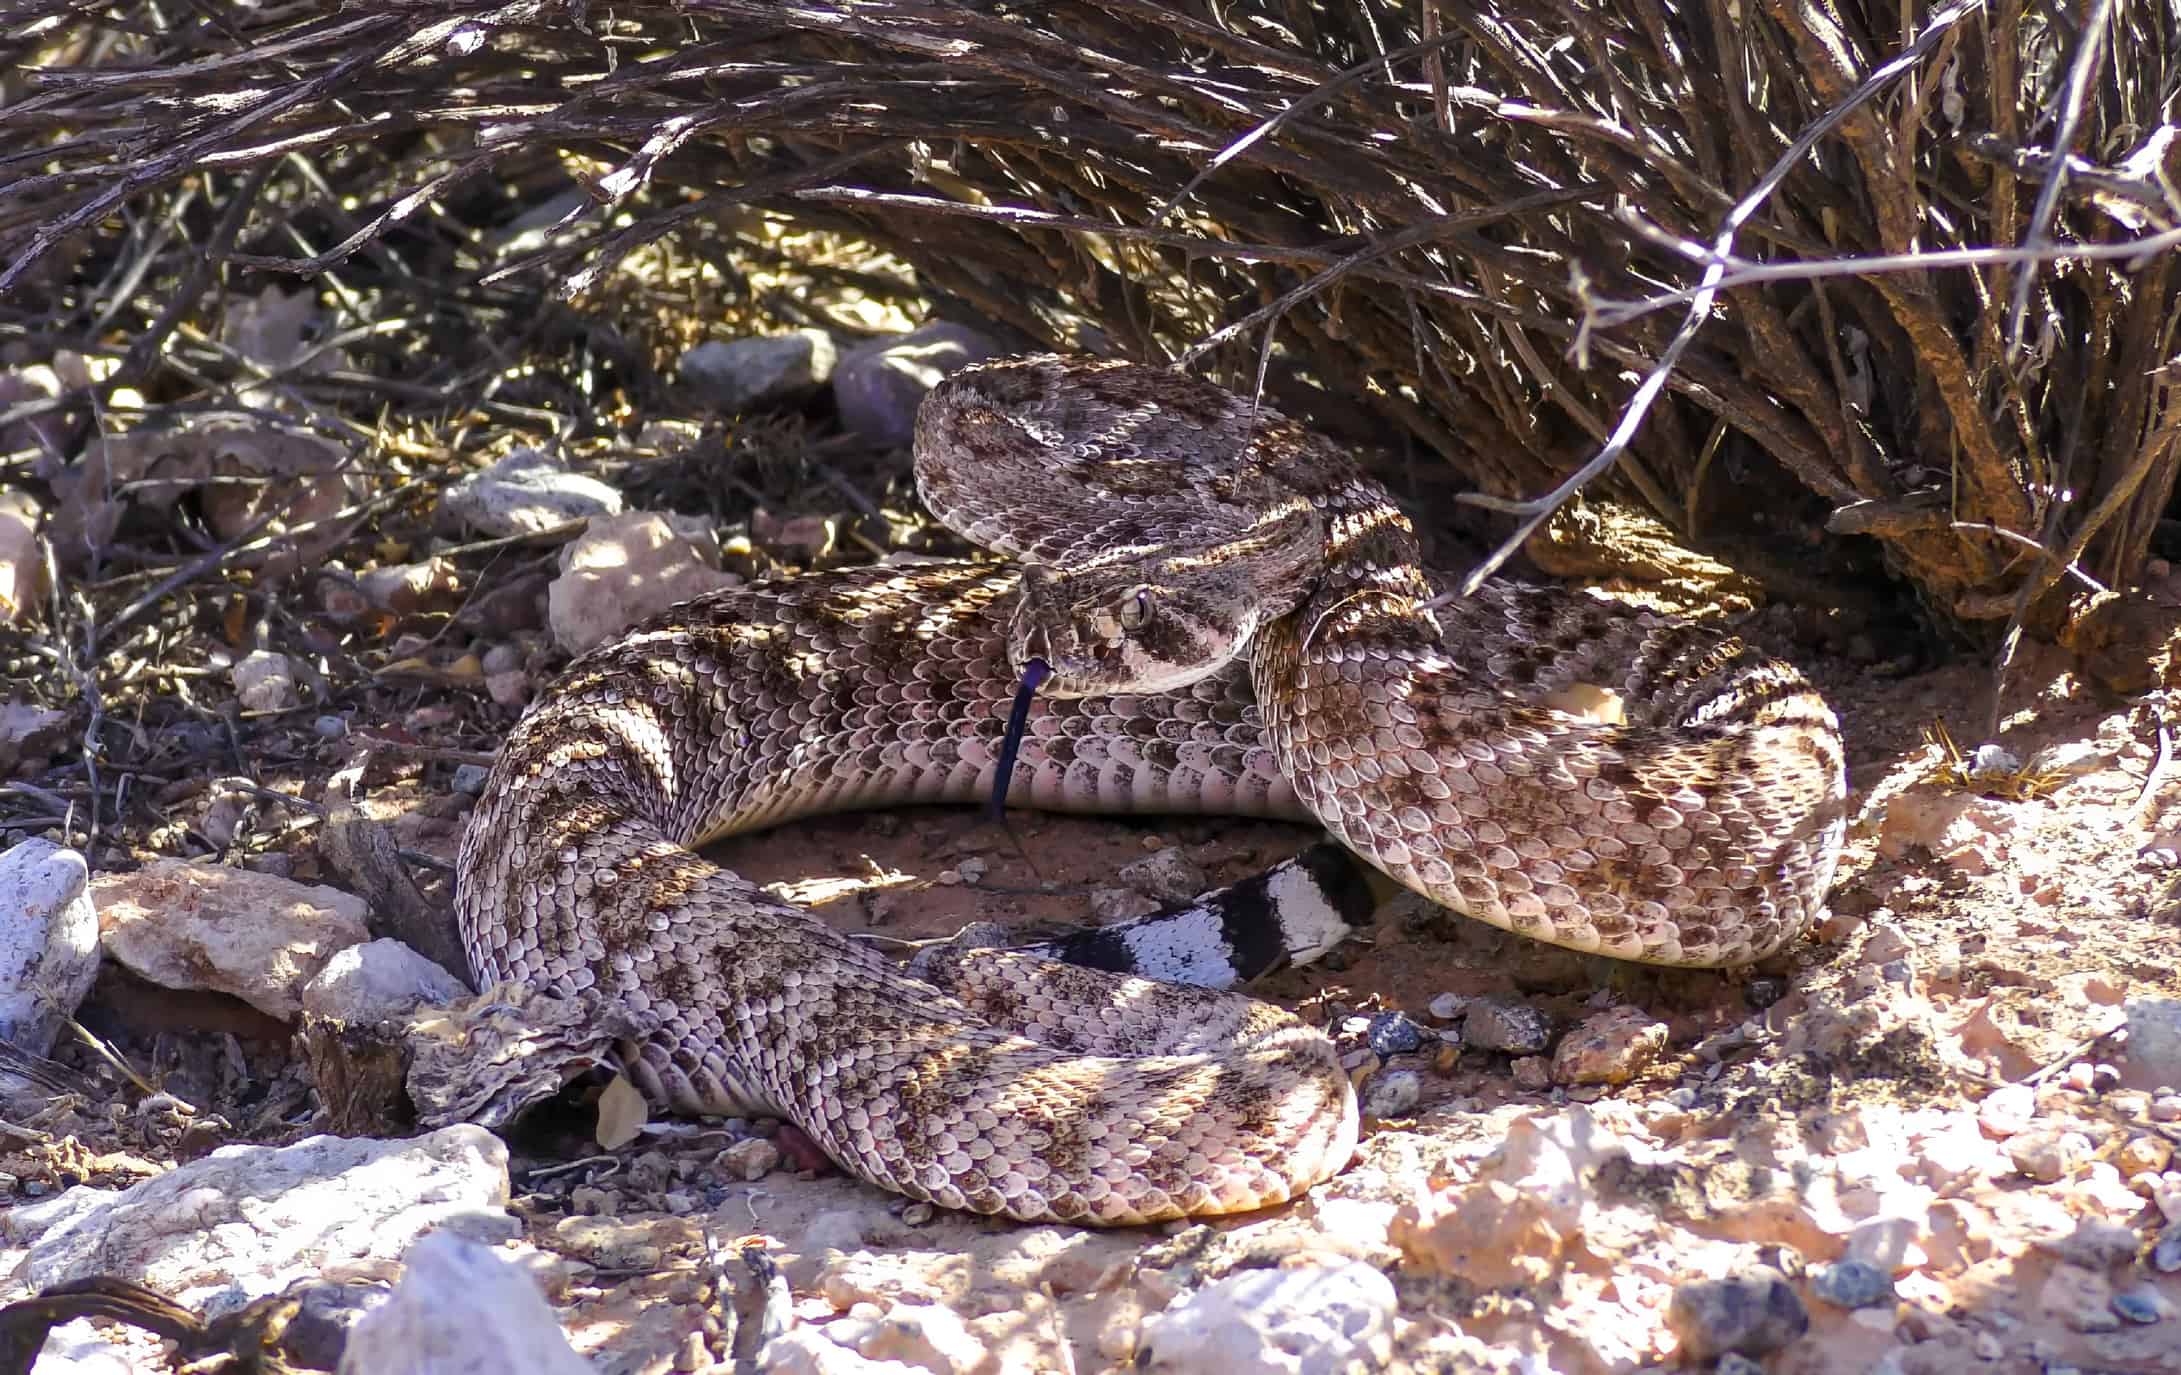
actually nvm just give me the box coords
[595,1073,648,1151]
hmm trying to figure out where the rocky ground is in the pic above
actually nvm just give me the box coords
[3,305,2181,1374]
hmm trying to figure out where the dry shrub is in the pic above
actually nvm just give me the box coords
[3,0,2178,639]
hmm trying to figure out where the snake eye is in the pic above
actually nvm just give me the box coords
[1117,586,1154,631]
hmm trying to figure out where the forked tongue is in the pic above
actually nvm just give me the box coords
[987,658,1051,823]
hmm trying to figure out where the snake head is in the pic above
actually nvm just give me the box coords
[1009,561,1258,697]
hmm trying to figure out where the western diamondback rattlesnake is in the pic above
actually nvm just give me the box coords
[455,355,1848,1225]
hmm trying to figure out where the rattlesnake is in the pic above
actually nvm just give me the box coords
[456,355,1847,1225]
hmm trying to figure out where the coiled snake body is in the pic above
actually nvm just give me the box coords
[457,356,1847,1225]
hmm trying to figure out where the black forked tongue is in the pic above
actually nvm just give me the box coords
[987,657,1051,823]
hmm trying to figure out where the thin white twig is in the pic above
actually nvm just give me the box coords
[1587,224,2181,328]
[1948,520,2110,596]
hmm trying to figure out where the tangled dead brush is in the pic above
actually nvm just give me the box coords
[3,0,2179,641]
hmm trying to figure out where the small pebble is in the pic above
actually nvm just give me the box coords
[1088,887,1156,922]
[1367,1011,1427,1056]
[1666,1269,1808,1360]
[2044,1222,2137,1271]
[1117,846,1207,901]
[313,714,349,738]
[1861,924,1913,965]
[1811,1259,1894,1309]
[2154,1222,2181,1273]
[679,331,836,412]
[2005,1128,2091,1183]
[1426,992,1466,1021]
[718,1138,781,1182]
[2128,998,2181,1088]
[486,669,529,708]
[2153,1094,2181,1123]
[1362,1069,1422,1119]
[673,1332,709,1372]
[2120,1134,2173,1178]
[451,763,490,796]
[1715,1356,1765,1375]
[954,856,988,884]
[833,321,999,447]
[2113,1289,2168,1325]
[1846,1217,1919,1273]
[901,1202,934,1226]
[2043,1262,2121,1333]
[1511,1056,1552,1091]
[628,1151,674,1192]
[1463,999,1552,1055]
[232,649,296,711]
[1977,1082,2037,1137]
[1551,1006,1667,1086]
